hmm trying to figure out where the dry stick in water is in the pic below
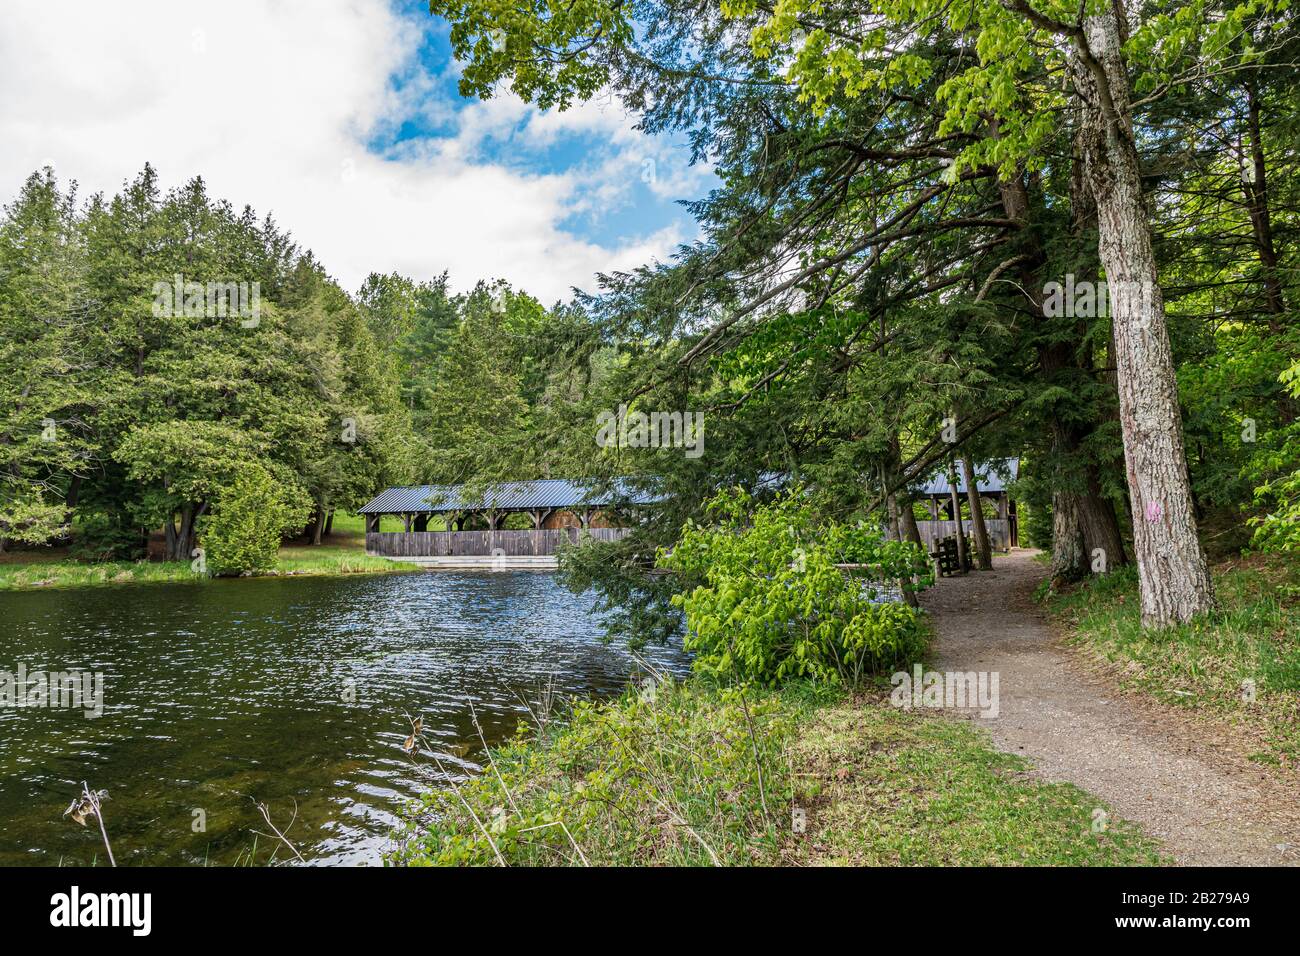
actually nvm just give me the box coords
[629,651,667,683]
[80,782,116,867]
[253,799,306,863]
[512,673,558,735]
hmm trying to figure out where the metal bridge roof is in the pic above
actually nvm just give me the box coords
[359,478,662,515]
[916,458,1019,496]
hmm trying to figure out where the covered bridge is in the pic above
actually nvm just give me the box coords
[912,458,1019,551]
[359,478,659,568]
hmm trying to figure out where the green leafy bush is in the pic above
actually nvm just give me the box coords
[1248,361,1300,554]
[71,510,146,562]
[660,487,931,686]
[200,465,309,576]
[0,482,67,548]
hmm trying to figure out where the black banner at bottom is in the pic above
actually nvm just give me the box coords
[0,865,1283,942]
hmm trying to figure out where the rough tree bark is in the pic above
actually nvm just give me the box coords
[1077,463,1127,569]
[1067,6,1214,624]
[1050,490,1087,584]
[1065,124,1129,573]
[886,493,903,541]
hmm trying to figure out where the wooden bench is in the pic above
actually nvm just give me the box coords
[930,535,973,577]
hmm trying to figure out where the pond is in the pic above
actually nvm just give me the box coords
[0,571,689,866]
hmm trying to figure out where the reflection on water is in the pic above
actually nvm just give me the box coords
[0,571,688,866]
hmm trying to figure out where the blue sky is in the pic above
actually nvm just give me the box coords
[0,0,713,302]
[376,7,707,253]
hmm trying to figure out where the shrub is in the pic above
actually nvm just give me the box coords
[200,466,309,576]
[659,487,931,687]
[1248,361,1300,554]
[71,510,145,562]
[0,482,67,548]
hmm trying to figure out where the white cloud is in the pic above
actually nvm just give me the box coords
[0,0,709,303]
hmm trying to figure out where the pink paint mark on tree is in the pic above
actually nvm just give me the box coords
[1145,500,1162,523]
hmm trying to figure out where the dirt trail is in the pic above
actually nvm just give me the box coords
[921,549,1299,866]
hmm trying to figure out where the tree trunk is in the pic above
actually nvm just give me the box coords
[165,507,199,562]
[1243,72,1286,323]
[1068,9,1214,625]
[1043,400,1128,575]
[1066,100,1129,573]
[947,457,968,571]
[177,505,199,561]
[66,475,82,512]
[164,515,179,561]
[961,455,993,570]
[1078,466,1127,570]
[899,496,923,548]
[1050,489,1087,584]
[883,486,919,607]
[324,510,334,537]
[1241,72,1296,423]
[885,490,902,541]
[311,503,325,545]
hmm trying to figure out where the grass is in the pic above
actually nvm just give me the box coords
[0,558,203,590]
[387,679,1165,867]
[1046,556,1300,764]
[789,697,1162,865]
[0,518,417,592]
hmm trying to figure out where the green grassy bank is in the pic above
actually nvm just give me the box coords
[1046,557,1300,764]
[388,679,1164,867]
[0,520,416,592]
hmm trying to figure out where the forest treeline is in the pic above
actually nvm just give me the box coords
[0,164,597,564]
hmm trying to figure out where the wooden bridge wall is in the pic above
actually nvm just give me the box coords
[366,527,631,558]
[914,519,1015,552]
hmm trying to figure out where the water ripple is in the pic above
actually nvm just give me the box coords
[0,571,688,865]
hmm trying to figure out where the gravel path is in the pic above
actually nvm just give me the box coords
[922,549,1300,866]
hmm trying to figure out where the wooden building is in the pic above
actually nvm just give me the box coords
[912,458,1019,552]
[358,478,658,568]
